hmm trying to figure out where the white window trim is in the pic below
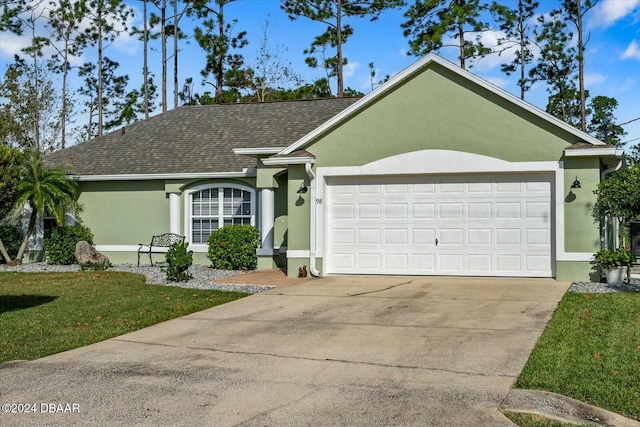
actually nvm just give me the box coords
[183,183,256,252]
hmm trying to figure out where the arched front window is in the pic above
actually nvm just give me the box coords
[189,185,255,244]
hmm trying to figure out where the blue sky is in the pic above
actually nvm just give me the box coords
[0,0,639,149]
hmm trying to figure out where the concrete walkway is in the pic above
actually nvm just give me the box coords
[0,276,569,427]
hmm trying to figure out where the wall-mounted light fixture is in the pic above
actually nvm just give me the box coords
[296,183,308,194]
[571,177,581,189]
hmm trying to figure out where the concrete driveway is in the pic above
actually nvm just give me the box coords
[0,276,568,427]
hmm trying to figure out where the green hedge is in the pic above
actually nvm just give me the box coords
[44,225,94,265]
[0,225,21,263]
[207,225,260,270]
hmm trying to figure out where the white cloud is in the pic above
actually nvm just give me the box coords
[591,0,640,27]
[0,0,139,65]
[0,33,31,58]
[483,76,510,89]
[622,40,640,61]
[584,72,607,86]
[343,60,359,79]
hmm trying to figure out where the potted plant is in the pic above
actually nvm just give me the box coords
[593,247,636,286]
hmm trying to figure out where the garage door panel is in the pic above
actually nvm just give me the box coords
[496,203,521,219]
[332,253,355,269]
[411,254,436,270]
[526,255,550,272]
[439,254,463,271]
[467,228,492,245]
[413,203,436,218]
[327,173,552,277]
[385,204,408,219]
[496,255,522,272]
[385,254,408,270]
[384,229,408,244]
[359,254,381,269]
[439,229,463,245]
[526,229,550,245]
[333,228,355,244]
[359,229,381,244]
[467,202,492,219]
[413,183,436,193]
[496,229,521,245]
[468,254,492,271]
[412,228,436,244]
[439,203,463,219]
[358,204,381,219]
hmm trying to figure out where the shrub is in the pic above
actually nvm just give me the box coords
[0,225,22,264]
[165,241,193,282]
[207,225,260,270]
[44,225,94,265]
[593,247,637,270]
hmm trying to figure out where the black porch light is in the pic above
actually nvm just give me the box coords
[571,176,581,189]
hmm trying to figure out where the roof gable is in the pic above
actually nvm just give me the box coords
[278,54,605,157]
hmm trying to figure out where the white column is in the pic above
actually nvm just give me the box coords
[260,188,274,251]
[169,192,181,235]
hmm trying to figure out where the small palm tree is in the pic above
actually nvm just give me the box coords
[11,149,78,264]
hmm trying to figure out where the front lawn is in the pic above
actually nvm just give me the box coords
[0,271,248,363]
[516,291,640,420]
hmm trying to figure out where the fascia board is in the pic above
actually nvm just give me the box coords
[279,53,606,156]
[262,157,315,166]
[564,147,623,157]
[233,147,286,156]
[71,169,257,181]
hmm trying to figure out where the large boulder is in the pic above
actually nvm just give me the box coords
[75,241,109,269]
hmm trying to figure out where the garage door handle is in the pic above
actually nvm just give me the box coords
[435,238,439,246]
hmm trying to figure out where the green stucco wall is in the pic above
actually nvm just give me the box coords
[78,180,169,246]
[287,166,310,251]
[563,157,601,253]
[556,261,600,282]
[286,166,311,275]
[307,66,574,166]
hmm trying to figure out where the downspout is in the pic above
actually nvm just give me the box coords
[305,162,321,277]
[599,158,624,249]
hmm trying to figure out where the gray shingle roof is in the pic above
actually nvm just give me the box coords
[46,97,361,176]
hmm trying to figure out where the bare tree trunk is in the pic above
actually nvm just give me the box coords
[15,204,37,264]
[458,22,466,70]
[31,24,40,151]
[161,0,167,112]
[61,40,70,149]
[173,0,179,109]
[336,0,343,97]
[576,0,586,131]
[97,1,104,136]
[143,0,149,119]
[518,0,526,100]
[0,239,13,264]
[215,1,224,104]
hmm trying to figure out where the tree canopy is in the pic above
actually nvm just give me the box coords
[592,166,640,247]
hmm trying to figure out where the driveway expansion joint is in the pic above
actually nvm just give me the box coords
[346,279,420,296]
[111,338,514,379]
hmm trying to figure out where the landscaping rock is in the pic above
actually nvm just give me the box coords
[75,241,110,269]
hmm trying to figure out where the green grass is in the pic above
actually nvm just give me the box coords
[516,291,640,420]
[0,271,248,363]
[502,411,593,427]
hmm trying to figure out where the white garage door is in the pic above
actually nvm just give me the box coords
[326,173,553,277]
